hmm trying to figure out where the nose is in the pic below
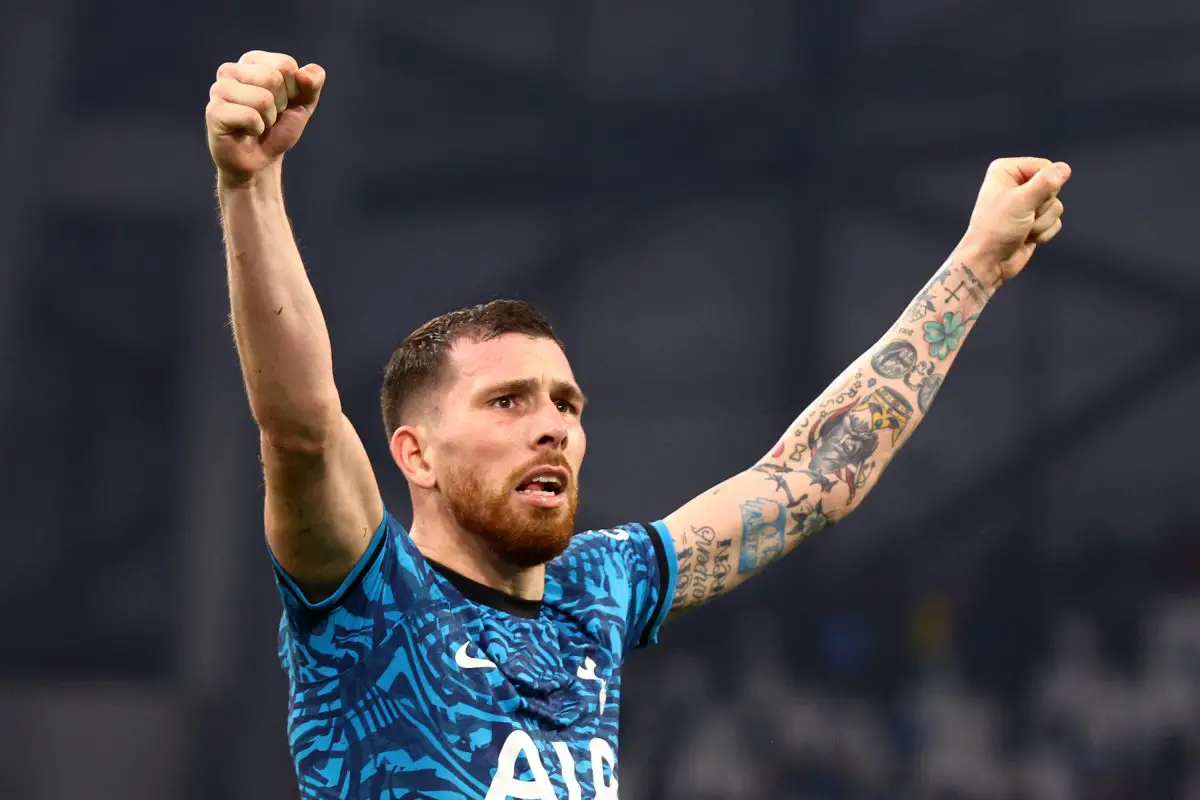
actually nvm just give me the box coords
[532,403,569,451]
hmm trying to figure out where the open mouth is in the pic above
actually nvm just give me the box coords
[515,472,566,498]
[514,467,569,506]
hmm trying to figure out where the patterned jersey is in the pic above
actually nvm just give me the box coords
[273,509,678,799]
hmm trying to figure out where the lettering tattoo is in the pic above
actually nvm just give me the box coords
[817,370,863,408]
[737,497,788,574]
[674,546,694,600]
[961,264,995,301]
[793,405,831,440]
[673,525,735,612]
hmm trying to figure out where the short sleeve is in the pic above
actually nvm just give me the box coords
[270,509,429,683]
[627,521,678,647]
[558,520,678,654]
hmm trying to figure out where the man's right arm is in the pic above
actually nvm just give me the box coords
[210,51,382,601]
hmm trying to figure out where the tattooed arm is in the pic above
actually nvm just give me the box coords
[663,158,1072,618]
[665,255,989,616]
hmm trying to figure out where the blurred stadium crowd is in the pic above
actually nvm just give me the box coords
[622,532,1200,799]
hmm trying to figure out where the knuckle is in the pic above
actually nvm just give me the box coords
[232,61,285,91]
[216,61,238,79]
[240,50,297,73]
[217,78,248,102]
[246,69,268,87]
[251,88,274,112]
[231,62,257,81]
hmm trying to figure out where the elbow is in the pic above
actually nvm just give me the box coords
[253,397,343,453]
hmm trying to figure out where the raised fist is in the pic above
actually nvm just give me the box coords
[206,51,326,185]
[962,157,1072,287]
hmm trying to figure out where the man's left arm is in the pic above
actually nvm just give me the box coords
[661,157,1071,619]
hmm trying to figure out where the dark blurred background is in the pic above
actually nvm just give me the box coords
[3,0,1200,798]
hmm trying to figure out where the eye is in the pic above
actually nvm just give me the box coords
[556,399,580,415]
[490,395,516,410]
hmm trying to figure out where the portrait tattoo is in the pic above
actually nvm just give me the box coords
[918,373,944,413]
[803,386,913,500]
[871,340,919,379]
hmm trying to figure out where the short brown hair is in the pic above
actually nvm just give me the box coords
[380,299,564,436]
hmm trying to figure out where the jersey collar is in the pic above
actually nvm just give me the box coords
[426,559,543,619]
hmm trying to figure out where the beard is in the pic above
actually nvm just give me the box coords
[442,456,579,568]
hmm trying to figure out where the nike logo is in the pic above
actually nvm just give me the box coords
[602,529,629,541]
[454,642,497,670]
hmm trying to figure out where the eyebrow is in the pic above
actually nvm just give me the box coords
[480,377,588,410]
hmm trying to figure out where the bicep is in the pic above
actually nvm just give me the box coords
[262,413,384,602]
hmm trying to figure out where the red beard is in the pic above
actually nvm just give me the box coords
[442,456,579,568]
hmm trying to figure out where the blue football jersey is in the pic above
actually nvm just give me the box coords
[273,510,678,799]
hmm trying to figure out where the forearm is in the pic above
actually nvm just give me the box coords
[667,242,999,615]
[666,156,1071,617]
[756,242,997,524]
[220,165,340,442]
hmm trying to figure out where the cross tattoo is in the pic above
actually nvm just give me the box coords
[943,281,966,302]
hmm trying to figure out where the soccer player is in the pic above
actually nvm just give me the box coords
[206,51,1069,799]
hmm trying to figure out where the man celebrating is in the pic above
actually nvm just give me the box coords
[206,50,1069,798]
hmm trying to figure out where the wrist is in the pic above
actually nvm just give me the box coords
[953,234,1005,293]
[217,160,284,196]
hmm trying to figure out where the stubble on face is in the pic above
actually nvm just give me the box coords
[441,456,579,568]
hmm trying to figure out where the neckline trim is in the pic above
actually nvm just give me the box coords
[426,559,543,619]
